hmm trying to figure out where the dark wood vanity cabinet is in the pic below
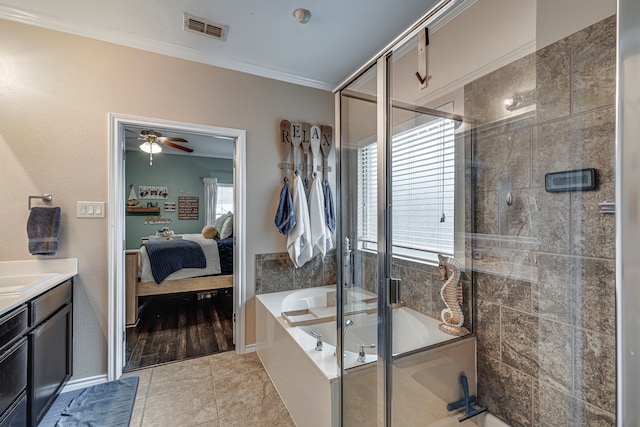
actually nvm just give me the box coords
[0,306,28,427]
[29,279,73,426]
[0,279,73,427]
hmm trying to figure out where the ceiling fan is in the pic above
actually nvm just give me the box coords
[126,129,193,165]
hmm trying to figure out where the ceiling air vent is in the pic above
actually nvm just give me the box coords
[184,13,228,41]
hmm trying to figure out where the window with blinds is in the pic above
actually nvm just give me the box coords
[215,184,234,219]
[357,118,455,262]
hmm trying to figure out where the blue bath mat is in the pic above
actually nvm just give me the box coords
[39,376,138,427]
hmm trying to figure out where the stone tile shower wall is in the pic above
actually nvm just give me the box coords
[468,16,616,426]
[256,247,472,331]
[255,251,336,294]
[357,251,472,331]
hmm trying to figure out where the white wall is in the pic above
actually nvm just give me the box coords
[0,19,333,379]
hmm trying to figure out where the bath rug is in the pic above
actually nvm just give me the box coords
[39,376,138,427]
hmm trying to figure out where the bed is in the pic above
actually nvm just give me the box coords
[125,234,234,326]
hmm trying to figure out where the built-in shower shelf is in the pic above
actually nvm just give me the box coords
[281,298,404,327]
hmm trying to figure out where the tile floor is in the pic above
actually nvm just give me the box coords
[123,351,295,427]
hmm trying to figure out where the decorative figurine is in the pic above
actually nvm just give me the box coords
[438,254,470,336]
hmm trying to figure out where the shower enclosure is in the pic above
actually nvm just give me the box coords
[336,0,618,425]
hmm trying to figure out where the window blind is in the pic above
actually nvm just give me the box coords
[215,184,234,218]
[357,118,455,261]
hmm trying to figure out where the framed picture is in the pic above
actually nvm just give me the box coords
[138,185,168,199]
[178,196,199,220]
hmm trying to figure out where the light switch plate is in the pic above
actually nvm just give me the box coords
[77,201,105,218]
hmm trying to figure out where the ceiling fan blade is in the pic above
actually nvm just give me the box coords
[125,129,139,135]
[162,141,193,153]
[160,137,188,143]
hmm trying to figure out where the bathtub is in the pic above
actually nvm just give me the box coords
[256,286,508,427]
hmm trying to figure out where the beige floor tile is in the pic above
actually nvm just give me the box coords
[207,351,264,380]
[142,383,219,427]
[214,369,294,427]
[132,352,294,427]
[148,357,214,397]
[123,369,153,400]
[152,356,213,379]
[129,398,145,427]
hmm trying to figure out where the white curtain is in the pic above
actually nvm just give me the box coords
[203,177,218,226]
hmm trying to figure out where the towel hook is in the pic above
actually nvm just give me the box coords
[28,194,53,210]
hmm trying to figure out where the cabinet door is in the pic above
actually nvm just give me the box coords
[29,304,72,426]
[0,393,26,427]
[0,338,27,418]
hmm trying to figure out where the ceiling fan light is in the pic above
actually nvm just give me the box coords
[139,142,162,153]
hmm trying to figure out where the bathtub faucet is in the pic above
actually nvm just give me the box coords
[357,344,376,363]
[309,330,323,351]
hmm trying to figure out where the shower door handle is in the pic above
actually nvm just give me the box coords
[389,278,401,305]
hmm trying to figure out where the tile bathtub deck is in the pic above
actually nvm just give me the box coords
[124,352,295,427]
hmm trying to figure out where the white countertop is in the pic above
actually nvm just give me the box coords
[0,258,78,316]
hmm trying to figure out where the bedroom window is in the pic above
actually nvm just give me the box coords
[215,184,234,219]
[357,117,455,263]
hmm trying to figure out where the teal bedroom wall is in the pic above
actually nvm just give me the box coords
[125,150,233,249]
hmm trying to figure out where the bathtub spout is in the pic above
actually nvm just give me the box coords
[309,330,323,351]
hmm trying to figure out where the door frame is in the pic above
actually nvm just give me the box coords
[107,113,247,380]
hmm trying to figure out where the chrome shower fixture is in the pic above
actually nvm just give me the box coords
[504,89,536,111]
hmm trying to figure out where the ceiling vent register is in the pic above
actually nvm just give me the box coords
[183,13,229,41]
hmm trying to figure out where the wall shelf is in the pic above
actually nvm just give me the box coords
[126,207,160,213]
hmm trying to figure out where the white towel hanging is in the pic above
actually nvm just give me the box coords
[309,175,327,258]
[287,175,313,268]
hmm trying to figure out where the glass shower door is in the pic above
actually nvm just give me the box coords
[339,63,381,427]
[339,50,472,426]
[340,1,618,426]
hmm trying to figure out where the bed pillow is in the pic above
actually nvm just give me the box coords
[219,214,234,239]
[202,225,217,239]
[214,212,232,234]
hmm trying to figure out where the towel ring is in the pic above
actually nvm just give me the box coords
[28,194,53,210]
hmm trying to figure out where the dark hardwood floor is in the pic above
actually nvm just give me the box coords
[124,289,234,371]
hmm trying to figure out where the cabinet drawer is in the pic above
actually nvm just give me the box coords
[0,306,27,352]
[0,337,27,417]
[30,280,72,326]
[0,392,26,427]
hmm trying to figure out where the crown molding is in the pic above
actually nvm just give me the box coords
[0,6,334,91]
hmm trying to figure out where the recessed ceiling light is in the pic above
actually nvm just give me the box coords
[293,8,311,24]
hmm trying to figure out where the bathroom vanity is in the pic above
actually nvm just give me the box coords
[0,259,77,427]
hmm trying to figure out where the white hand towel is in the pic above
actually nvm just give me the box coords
[309,176,327,258]
[287,175,313,268]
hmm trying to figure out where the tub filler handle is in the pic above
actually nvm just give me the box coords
[310,330,323,351]
[357,344,376,363]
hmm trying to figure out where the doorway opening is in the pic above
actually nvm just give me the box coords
[108,113,247,380]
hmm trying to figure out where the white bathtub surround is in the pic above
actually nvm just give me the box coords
[301,305,456,365]
[256,285,483,427]
[256,288,340,427]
